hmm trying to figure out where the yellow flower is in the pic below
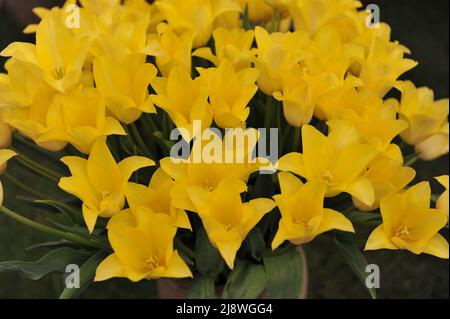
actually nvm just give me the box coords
[435,176,449,222]
[0,149,16,205]
[246,0,273,22]
[272,172,354,249]
[1,8,91,93]
[193,27,255,71]
[95,209,192,282]
[289,0,362,35]
[0,120,12,149]
[125,168,191,230]
[398,81,449,160]
[0,149,16,177]
[93,53,157,124]
[155,0,242,48]
[59,138,155,233]
[327,96,408,156]
[414,125,449,161]
[199,60,259,128]
[160,128,268,212]
[278,125,378,206]
[188,178,276,268]
[357,39,417,97]
[151,66,213,141]
[253,26,311,95]
[36,87,125,154]
[365,182,449,259]
[353,156,416,212]
[0,59,67,151]
[146,25,194,77]
[272,65,315,127]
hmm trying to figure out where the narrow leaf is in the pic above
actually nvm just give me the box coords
[223,261,267,299]
[335,235,377,299]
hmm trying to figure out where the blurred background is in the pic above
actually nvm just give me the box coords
[0,0,448,298]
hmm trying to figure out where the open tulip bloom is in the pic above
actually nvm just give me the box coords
[0,0,448,300]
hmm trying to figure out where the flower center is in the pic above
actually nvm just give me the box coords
[395,226,412,240]
[322,170,334,184]
[144,256,160,270]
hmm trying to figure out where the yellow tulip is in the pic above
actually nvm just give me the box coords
[0,59,67,151]
[199,60,259,128]
[232,0,273,23]
[253,26,311,95]
[146,25,194,77]
[95,208,192,282]
[37,87,126,154]
[398,81,449,160]
[328,97,408,156]
[352,156,416,212]
[193,27,255,71]
[151,66,213,141]
[188,178,276,269]
[435,176,449,222]
[59,138,155,233]
[414,125,449,161]
[155,0,242,48]
[0,149,16,205]
[357,39,417,98]
[93,53,157,124]
[272,172,354,249]
[1,8,92,93]
[0,120,12,149]
[289,0,362,35]
[0,149,16,177]
[278,125,378,205]
[365,182,449,259]
[125,168,191,230]
[160,128,267,212]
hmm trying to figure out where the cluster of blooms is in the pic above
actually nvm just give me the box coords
[0,0,449,284]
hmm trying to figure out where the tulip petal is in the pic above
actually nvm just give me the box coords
[82,203,100,234]
[346,176,375,206]
[118,156,155,182]
[94,253,126,282]
[318,209,355,234]
[277,172,304,195]
[277,152,305,177]
[422,233,449,259]
[365,225,397,251]
[161,251,193,278]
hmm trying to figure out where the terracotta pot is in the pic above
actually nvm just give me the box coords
[157,246,308,299]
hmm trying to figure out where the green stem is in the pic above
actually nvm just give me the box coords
[10,149,61,183]
[404,153,420,167]
[3,173,48,199]
[270,10,282,32]
[0,206,107,250]
[129,123,152,158]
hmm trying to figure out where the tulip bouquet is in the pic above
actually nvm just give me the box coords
[0,0,448,299]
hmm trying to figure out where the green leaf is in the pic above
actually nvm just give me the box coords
[35,200,83,225]
[0,247,92,280]
[187,275,216,299]
[242,4,251,30]
[195,226,224,276]
[59,251,106,299]
[223,261,267,299]
[335,235,377,299]
[346,211,382,227]
[263,247,303,299]
[246,228,267,262]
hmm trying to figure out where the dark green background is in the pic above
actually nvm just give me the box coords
[0,0,448,298]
